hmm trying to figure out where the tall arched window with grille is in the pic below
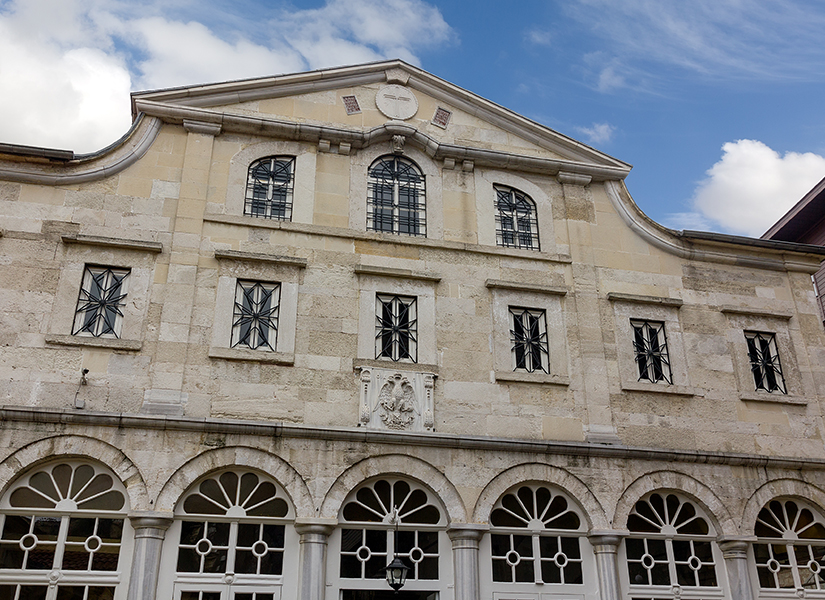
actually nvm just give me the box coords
[621,492,725,600]
[494,185,540,250]
[159,469,297,600]
[331,478,447,599]
[367,156,426,237]
[752,498,825,594]
[482,483,592,596]
[244,157,295,221]
[0,461,130,600]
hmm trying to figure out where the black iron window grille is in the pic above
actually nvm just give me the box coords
[72,266,130,338]
[231,281,280,351]
[631,320,672,384]
[367,156,426,237]
[745,331,786,393]
[509,307,549,373]
[495,185,540,250]
[244,156,295,220]
[375,294,417,362]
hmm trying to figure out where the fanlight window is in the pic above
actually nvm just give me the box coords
[753,498,825,591]
[340,479,442,582]
[625,493,720,595]
[490,484,585,585]
[0,462,127,600]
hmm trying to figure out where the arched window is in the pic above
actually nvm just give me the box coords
[753,498,825,591]
[623,492,723,599]
[367,156,426,237]
[487,484,589,589]
[245,157,295,220]
[334,478,446,598]
[0,461,129,600]
[494,185,539,250]
[161,470,296,600]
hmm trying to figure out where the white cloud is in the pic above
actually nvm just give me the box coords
[688,139,825,237]
[526,29,553,47]
[0,0,454,153]
[575,122,615,145]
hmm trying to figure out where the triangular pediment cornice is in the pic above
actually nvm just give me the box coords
[131,60,631,174]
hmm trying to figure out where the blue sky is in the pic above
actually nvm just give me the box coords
[2,0,825,237]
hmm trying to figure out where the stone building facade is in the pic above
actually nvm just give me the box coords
[1,61,825,600]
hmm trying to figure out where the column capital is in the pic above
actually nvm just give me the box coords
[294,518,337,537]
[447,523,489,542]
[128,511,174,531]
[588,529,626,551]
[717,536,756,559]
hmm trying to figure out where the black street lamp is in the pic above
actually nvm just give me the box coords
[383,508,411,592]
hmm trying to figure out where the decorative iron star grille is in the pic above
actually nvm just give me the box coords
[375,294,417,362]
[367,157,426,237]
[231,281,280,351]
[631,320,672,384]
[745,331,786,393]
[495,186,540,250]
[244,156,294,220]
[509,307,549,373]
[72,266,130,338]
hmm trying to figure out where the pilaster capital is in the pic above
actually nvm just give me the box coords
[557,171,592,187]
[294,518,337,538]
[588,529,626,551]
[447,523,488,542]
[717,536,756,559]
[183,119,222,136]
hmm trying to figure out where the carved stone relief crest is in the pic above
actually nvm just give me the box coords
[357,366,435,432]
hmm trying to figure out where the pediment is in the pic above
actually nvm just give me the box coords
[131,60,631,180]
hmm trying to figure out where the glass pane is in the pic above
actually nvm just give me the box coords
[566,560,584,584]
[203,549,228,573]
[2,516,30,540]
[0,544,24,568]
[260,550,283,575]
[492,557,512,582]
[26,547,56,570]
[542,561,561,583]
[19,587,47,600]
[235,549,256,574]
[91,547,120,571]
[62,545,90,570]
[418,556,438,579]
[176,548,200,573]
[33,516,61,540]
[67,518,95,542]
[180,521,205,544]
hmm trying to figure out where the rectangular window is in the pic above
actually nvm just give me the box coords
[745,331,787,394]
[375,294,417,362]
[72,266,130,338]
[231,280,280,351]
[509,307,549,373]
[631,320,672,384]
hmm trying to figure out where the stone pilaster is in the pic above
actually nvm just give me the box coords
[589,530,624,600]
[295,519,337,600]
[718,537,756,600]
[448,524,487,600]
[126,511,174,600]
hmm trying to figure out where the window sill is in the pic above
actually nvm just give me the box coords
[740,391,807,405]
[621,381,703,397]
[208,347,295,365]
[353,358,439,375]
[45,334,142,351]
[495,371,570,386]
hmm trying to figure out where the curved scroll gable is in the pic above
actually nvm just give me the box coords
[472,462,608,530]
[0,115,162,186]
[614,470,735,536]
[318,454,467,523]
[742,478,825,533]
[154,446,313,518]
[0,435,146,510]
[604,180,823,273]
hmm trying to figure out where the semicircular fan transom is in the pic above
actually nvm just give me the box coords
[341,478,442,525]
[755,499,825,540]
[7,462,125,512]
[181,470,290,518]
[627,493,712,536]
[490,484,583,531]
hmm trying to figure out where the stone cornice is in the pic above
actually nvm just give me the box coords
[355,264,441,282]
[4,405,825,471]
[604,180,825,272]
[214,249,307,268]
[133,99,630,182]
[486,279,568,295]
[62,234,163,253]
